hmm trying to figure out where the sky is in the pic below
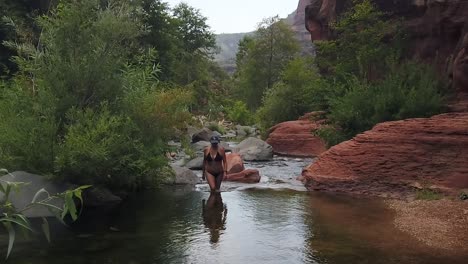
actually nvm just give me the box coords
[165,0,299,34]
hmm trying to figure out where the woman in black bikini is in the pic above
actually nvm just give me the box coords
[202,136,227,192]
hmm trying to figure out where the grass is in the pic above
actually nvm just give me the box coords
[415,188,443,201]
[207,123,226,134]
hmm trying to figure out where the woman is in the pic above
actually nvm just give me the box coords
[202,136,227,192]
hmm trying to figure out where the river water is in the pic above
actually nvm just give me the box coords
[7,158,467,264]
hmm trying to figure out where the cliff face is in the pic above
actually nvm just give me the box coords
[302,113,468,197]
[304,0,468,92]
[300,0,468,197]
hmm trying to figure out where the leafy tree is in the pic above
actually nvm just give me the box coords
[235,16,300,109]
[256,58,325,131]
[0,0,192,190]
[171,2,216,85]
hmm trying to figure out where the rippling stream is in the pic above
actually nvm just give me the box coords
[6,158,467,264]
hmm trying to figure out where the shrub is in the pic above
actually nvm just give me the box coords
[226,101,253,125]
[327,62,445,142]
[256,58,325,132]
[0,80,58,173]
[54,106,154,189]
[415,188,443,201]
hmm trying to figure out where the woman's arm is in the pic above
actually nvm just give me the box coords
[202,148,207,181]
[222,148,228,178]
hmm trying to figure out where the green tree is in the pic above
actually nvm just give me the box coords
[171,2,216,85]
[0,0,192,190]
[235,16,300,109]
[256,58,325,131]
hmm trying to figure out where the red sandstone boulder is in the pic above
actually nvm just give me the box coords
[302,113,468,197]
[266,112,327,157]
[226,153,245,174]
[225,169,261,184]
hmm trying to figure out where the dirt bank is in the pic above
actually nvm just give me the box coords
[387,199,468,254]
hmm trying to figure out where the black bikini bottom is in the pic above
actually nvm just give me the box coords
[207,172,222,178]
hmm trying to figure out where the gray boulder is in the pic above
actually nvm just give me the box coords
[192,141,211,153]
[235,125,257,137]
[234,137,273,161]
[191,141,232,156]
[171,166,199,185]
[191,128,214,143]
[184,157,204,170]
[0,171,121,218]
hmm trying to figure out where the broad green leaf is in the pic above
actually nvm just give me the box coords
[64,191,77,221]
[3,222,15,259]
[0,169,8,174]
[41,218,51,243]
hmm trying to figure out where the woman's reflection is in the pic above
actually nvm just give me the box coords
[202,192,227,244]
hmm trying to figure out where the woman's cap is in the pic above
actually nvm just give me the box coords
[210,136,220,144]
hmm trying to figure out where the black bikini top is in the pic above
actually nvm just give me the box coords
[206,150,223,161]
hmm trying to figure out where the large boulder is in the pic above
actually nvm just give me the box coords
[266,112,327,157]
[170,166,199,185]
[234,137,273,161]
[226,153,245,174]
[302,113,468,197]
[184,157,204,170]
[191,128,221,143]
[192,141,232,155]
[225,169,261,183]
[0,172,121,217]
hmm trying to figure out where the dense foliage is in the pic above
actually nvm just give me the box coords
[0,0,207,190]
[234,0,445,144]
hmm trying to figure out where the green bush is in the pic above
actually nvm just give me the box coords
[0,0,193,190]
[256,58,325,132]
[226,101,253,125]
[0,80,58,173]
[54,106,159,189]
[322,62,445,144]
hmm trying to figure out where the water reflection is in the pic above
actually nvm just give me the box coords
[202,193,227,244]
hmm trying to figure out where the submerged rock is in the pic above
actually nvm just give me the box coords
[234,137,273,161]
[225,169,261,184]
[302,113,468,197]
[266,112,327,157]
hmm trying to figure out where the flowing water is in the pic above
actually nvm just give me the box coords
[6,158,467,264]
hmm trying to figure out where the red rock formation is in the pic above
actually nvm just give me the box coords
[302,113,468,196]
[225,169,261,184]
[266,112,327,157]
[303,0,468,91]
[226,153,245,174]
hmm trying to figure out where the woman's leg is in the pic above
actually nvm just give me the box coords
[205,172,217,192]
[215,173,223,191]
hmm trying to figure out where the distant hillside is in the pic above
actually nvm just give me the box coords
[214,1,314,73]
[214,32,252,74]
